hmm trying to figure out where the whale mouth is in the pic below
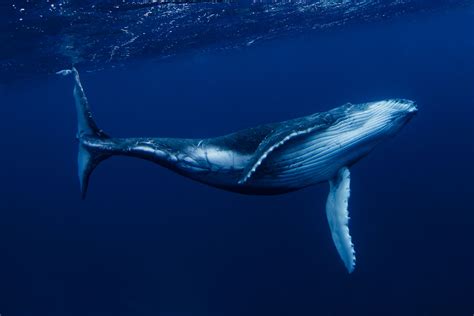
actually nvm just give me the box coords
[403,99,418,113]
[405,101,418,118]
[403,101,418,125]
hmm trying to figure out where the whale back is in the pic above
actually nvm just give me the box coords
[205,122,277,157]
[119,103,354,193]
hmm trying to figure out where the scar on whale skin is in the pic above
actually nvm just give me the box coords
[58,67,417,273]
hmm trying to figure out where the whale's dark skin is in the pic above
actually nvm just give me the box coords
[81,105,350,196]
[60,67,417,273]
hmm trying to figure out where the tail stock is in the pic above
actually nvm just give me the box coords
[57,68,110,199]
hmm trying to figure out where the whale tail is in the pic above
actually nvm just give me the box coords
[57,68,111,199]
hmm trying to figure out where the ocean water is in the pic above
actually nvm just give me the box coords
[1,1,473,315]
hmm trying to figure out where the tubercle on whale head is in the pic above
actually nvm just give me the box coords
[367,98,417,113]
[386,99,418,125]
[389,98,417,115]
[366,98,418,128]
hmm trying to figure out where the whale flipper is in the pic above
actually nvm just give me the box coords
[326,167,356,273]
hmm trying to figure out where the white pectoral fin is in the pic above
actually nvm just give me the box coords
[326,167,356,273]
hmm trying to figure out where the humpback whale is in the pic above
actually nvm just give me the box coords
[58,68,417,273]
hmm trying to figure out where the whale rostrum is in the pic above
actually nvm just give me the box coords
[59,68,417,273]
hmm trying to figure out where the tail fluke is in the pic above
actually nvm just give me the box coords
[58,67,110,199]
[57,68,108,139]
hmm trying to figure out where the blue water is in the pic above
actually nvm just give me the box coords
[1,2,473,316]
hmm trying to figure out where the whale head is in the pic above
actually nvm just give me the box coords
[285,99,418,175]
[340,99,417,145]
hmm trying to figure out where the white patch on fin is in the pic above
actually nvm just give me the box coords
[325,167,356,273]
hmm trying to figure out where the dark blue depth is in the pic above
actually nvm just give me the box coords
[0,5,473,316]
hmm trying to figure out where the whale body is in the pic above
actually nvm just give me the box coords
[59,68,417,273]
